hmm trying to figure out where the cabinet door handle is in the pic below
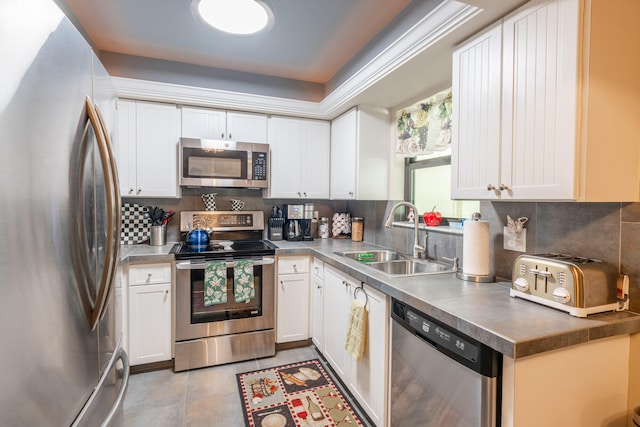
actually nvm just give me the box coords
[487,184,496,191]
[137,188,142,194]
[221,133,224,139]
[229,133,232,139]
[499,184,510,191]
[128,188,134,195]
[303,192,307,197]
[280,280,284,289]
[297,192,301,197]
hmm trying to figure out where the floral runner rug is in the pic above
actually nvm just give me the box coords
[236,359,365,427]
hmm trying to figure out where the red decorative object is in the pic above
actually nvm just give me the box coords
[423,211,442,226]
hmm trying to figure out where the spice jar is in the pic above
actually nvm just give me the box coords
[351,217,364,242]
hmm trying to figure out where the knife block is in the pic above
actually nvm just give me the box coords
[268,218,283,241]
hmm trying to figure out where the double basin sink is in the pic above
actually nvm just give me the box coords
[336,250,455,277]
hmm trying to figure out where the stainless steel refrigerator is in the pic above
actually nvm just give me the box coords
[0,1,129,425]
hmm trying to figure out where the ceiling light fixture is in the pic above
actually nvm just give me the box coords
[191,0,274,36]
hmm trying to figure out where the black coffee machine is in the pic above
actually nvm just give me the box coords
[283,204,314,241]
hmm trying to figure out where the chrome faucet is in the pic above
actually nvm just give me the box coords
[384,201,425,259]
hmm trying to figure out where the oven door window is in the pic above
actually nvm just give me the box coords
[183,147,247,180]
[190,264,262,323]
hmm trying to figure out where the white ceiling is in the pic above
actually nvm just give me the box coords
[58,0,527,111]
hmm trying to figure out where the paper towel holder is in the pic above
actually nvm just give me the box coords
[456,271,495,283]
[457,212,495,283]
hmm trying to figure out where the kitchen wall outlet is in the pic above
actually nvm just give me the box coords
[504,227,526,252]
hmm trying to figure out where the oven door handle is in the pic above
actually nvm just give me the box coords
[175,258,275,270]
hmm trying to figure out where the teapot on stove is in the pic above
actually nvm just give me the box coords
[186,225,210,248]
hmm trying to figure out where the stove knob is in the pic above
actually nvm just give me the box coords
[552,287,571,304]
[513,277,529,292]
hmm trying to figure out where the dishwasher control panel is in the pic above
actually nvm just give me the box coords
[391,298,501,377]
[405,309,480,363]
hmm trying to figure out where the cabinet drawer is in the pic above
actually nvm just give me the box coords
[128,263,172,285]
[312,258,324,280]
[277,256,309,274]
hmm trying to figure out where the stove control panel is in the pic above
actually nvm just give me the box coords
[180,210,264,232]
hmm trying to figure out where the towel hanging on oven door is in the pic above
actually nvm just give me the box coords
[234,259,255,303]
[204,261,227,306]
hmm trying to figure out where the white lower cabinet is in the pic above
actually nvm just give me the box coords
[126,263,172,366]
[310,258,324,352]
[323,265,389,426]
[276,256,310,343]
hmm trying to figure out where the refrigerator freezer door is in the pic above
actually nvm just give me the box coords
[0,1,124,425]
[72,345,130,427]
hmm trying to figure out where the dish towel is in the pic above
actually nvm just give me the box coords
[204,261,227,306]
[344,299,368,361]
[234,259,255,303]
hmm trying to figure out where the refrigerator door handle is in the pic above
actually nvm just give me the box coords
[93,103,121,323]
[84,97,116,330]
[70,346,130,427]
[102,347,130,427]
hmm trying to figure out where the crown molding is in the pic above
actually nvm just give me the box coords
[113,1,479,120]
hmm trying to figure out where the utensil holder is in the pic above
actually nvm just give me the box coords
[149,225,167,246]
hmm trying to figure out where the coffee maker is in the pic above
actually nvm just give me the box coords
[283,204,314,241]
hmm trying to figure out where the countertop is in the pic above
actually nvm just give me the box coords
[119,238,640,359]
[273,238,640,359]
[119,242,178,264]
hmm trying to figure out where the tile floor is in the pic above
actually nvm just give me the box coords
[123,346,369,427]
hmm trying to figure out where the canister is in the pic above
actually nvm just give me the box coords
[149,224,167,246]
[351,217,364,242]
[319,217,329,238]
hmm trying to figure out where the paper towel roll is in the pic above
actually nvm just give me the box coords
[462,220,490,276]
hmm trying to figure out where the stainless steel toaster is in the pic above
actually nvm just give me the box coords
[510,253,620,317]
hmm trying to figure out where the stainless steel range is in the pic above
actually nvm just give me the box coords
[172,211,276,371]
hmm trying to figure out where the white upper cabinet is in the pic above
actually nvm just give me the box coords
[267,116,330,199]
[452,0,640,201]
[117,99,180,198]
[500,0,577,200]
[226,111,268,143]
[181,106,267,143]
[330,106,391,200]
[300,120,331,199]
[451,22,503,200]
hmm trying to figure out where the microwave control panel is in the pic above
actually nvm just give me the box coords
[253,152,268,180]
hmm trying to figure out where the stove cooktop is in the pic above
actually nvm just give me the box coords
[172,240,276,260]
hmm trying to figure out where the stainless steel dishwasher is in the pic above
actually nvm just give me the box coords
[390,299,501,426]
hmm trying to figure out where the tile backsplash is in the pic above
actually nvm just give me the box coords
[122,192,640,313]
[376,200,640,313]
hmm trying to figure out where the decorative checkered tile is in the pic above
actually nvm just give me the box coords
[120,203,151,244]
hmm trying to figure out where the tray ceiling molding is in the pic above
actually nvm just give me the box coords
[112,1,481,120]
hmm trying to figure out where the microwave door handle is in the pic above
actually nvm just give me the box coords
[176,258,275,270]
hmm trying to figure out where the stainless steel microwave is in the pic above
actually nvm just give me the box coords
[179,138,269,189]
